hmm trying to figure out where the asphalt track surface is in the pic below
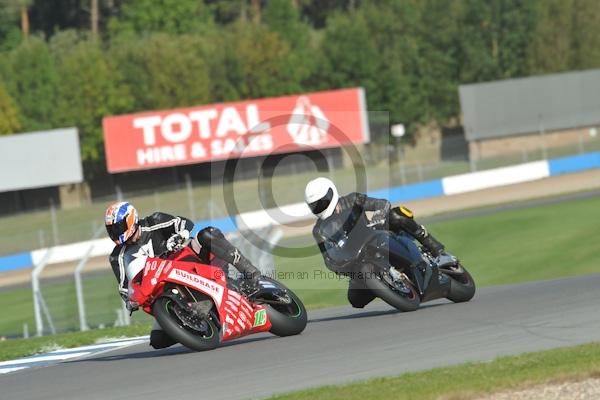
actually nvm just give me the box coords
[2,274,600,400]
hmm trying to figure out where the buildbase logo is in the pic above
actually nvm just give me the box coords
[103,88,369,172]
[168,268,224,305]
[287,96,330,146]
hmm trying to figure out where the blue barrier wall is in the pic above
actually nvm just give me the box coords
[548,152,600,176]
[369,179,445,203]
[0,252,33,273]
[190,216,238,236]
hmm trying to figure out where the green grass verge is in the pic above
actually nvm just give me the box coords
[0,324,151,362]
[2,192,600,337]
[268,342,600,400]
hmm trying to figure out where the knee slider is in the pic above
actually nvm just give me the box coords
[392,206,414,219]
[390,206,419,233]
[196,226,224,246]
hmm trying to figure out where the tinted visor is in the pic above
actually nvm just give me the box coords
[309,188,334,215]
[106,218,128,242]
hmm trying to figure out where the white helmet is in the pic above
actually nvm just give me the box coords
[305,177,339,220]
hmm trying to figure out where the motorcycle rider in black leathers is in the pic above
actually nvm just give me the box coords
[305,177,445,309]
[105,201,261,349]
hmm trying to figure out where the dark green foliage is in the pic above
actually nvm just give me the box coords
[0,36,58,131]
[108,0,213,37]
[0,79,21,134]
[110,33,211,110]
[0,0,599,161]
[54,39,133,161]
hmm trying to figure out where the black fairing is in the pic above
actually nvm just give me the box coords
[324,206,451,301]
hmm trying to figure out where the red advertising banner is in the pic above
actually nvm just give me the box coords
[102,88,369,173]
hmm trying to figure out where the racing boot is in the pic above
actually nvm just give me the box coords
[232,250,262,296]
[413,225,445,258]
[389,206,445,257]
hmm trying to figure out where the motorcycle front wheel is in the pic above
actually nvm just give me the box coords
[257,277,307,337]
[362,264,420,312]
[441,263,476,303]
[153,297,220,351]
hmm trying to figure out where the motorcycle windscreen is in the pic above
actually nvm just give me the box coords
[321,208,374,264]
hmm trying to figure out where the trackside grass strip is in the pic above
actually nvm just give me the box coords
[0,324,151,362]
[267,342,600,400]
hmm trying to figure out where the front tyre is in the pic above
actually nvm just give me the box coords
[442,263,476,303]
[258,278,307,337]
[152,297,220,351]
[362,264,420,312]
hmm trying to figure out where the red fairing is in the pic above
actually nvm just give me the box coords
[129,247,272,342]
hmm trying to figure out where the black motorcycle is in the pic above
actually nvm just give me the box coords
[324,207,476,312]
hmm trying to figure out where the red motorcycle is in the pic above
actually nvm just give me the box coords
[126,245,307,351]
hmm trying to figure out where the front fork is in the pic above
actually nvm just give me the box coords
[374,233,451,300]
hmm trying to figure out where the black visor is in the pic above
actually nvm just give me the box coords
[106,218,129,242]
[309,188,334,215]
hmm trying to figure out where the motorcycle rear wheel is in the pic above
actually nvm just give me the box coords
[362,264,420,312]
[153,297,220,351]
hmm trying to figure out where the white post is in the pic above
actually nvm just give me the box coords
[49,199,59,246]
[116,185,123,202]
[32,249,53,336]
[122,300,131,326]
[74,244,95,331]
[539,114,548,160]
[38,229,45,248]
[521,148,529,163]
[74,225,105,331]
[399,162,407,185]
[416,163,424,182]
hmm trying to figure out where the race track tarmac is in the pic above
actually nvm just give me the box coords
[2,274,600,400]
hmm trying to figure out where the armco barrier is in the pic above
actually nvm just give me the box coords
[2,151,600,274]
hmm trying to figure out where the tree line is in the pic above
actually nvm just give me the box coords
[0,0,599,166]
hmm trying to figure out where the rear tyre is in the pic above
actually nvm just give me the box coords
[259,278,307,337]
[442,263,476,303]
[152,297,220,351]
[362,264,420,312]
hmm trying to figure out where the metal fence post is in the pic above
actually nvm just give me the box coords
[38,229,46,248]
[74,245,95,331]
[122,300,131,326]
[116,185,123,201]
[49,199,59,246]
[74,226,106,331]
[538,114,548,159]
[32,249,54,336]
